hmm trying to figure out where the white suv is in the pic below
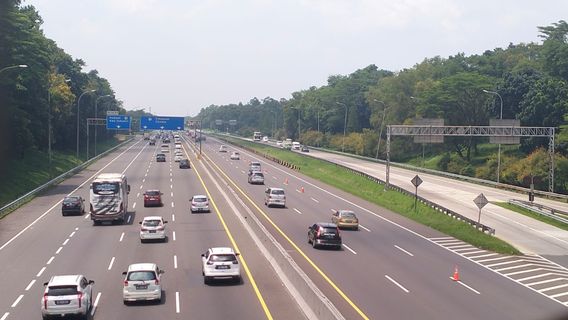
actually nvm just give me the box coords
[122,263,164,304]
[41,275,94,320]
[201,247,241,284]
[139,216,168,242]
[264,187,286,208]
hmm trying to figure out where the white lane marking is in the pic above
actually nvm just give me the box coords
[431,239,463,244]
[142,178,145,183]
[119,232,125,242]
[454,279,481,294]
[46,256,55,265]
[171,192,174,197]
[476,256,511,263]
[108,257,115,270]
[127,215,132,224]
[136,192,140,198]
[132,202,137,209]
[170,184,173,189]
[176,291,180,313]
[36,267,46,277]
[293,208,302,215]
[539,283,568,293]
[430,237,454,240]
[69,231,76,238]
[445,244,471,249]
[62,239,69,246]
[84,214,89,220]
[0,140,142,252]
[174,255,178,269]
[171,202,175,208]
[241,170,246,174]
[139,185,143,189]
[550,291,568,299]
[10,295,24,308]
[173,231,176,241]
[359,224,371,232]
[170,172,173,177]
[75,227,78,231]
[144,173,147,177]
[310,197,319,203]
[1,312,9,320]
[56,247,63,254]
[273,176,278,180]
[172,214,176,222]
[485,260,519,268]
[394,245,414,256]
[90,292,101,316]
[385,275,409,293]
[342,243,357,254]
[468,253,498,259]
[25,279,36,291]
[525,277,565,286]
[170,178,173,182]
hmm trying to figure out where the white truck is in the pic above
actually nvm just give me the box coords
[90,173,130,224]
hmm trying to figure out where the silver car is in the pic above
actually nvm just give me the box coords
[41,275,94,320]
[191,195,210,213]
[248,171,265,184]
[264,187,286,208]
[122,263,164,303]
[139,216,168,242]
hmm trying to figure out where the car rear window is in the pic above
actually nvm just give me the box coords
[253,173,264,177]
[194,197,207,203]
[127,271,156,281]
[210,254,237,262]
[143,220,161,227]
[47,285,78,296]
[341,212,356,218]
[322,227,338,234]
[63,197,80,204]
[146,191,160,196]
[271,189,285,195]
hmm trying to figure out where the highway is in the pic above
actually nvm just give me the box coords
[1,134,567,319]
[194,136,568,319]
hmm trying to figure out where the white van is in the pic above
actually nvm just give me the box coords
[292,141,301,150]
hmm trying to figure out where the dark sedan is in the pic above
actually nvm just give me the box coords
[62,196,85,216]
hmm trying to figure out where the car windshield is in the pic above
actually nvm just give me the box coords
[193,197,207,203]
[127,271,156,281]
[210,254,237,262]
[271,189,285,195]
[47,285,78,296]
[143,219,161,227]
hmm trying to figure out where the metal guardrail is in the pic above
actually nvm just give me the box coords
[509,199,568,225]
[214,133,496,235]
[0,137,134,218]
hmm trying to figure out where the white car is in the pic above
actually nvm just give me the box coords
[262,136,269,142]
[230,152,240,160]
[219,145,227,152]
[174,155,183,162]
[41,275,94,320]
[122,263,164,303]
[201,247,241,284]
[191,195,210,213]
[139,216,168,242]
[276,141,283,148]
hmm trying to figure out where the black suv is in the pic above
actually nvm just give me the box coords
[308,223,342,249]
[179,159,190,169]
[62,196,85,216]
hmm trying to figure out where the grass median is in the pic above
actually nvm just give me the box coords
[219,135,520,255]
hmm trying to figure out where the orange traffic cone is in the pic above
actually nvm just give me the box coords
[284,177,288,185]
[451,265,460,281]
[300,186,305,193]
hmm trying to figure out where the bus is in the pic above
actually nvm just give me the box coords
[90,173,130,224]
[253,132,262,141]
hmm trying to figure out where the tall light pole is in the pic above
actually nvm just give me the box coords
[0,64,27,74]
[94,94,112,157]
[336,102,348,152]
[373,99,388,159]
[483,89,504,183]
[76,89,96,159]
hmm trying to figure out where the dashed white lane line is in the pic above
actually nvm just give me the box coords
[139,185,143,189]
[171,192,174,197]
[56,247,63,254]
[293,208,302,215]
[136,192,140,198]
[174,255,178,269]
[173,231,176,241]
[90,292,101,316]
[132,202,137,209]
[176,292,180,313]
[342,244,357,255]
[84,214,89,220]
[142,178,145,183]
[127,215,132,224]
[538,283,568,293]
[359,224,371,232]
[170,178,173,182]
[241,170,246,174]
[36,266,46,277]
[525,277,566,286]
[273,176,278,180]
[172,214,176,222]
[108,257,116,271]
[69,231,76,238]
[170,184,173,189]
[25,279,36,291]
[394,245,414,257]
[453,279,481,294]
[119,232,125,242]
[46,256,55,265]
[171,202,175,208]
[385,275,409,293]
[11,295,24,308]
[310,197,319,203]
[1,312,9,320]
[62,239,69,246]
[144,173,147,177]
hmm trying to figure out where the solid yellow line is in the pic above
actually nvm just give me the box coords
[182,144,273,320]
[200,145,370,320]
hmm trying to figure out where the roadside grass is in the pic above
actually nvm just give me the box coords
[222,136,521,255]
[493,202,568,232]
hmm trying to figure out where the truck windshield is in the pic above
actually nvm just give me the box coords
[93,182,119,195]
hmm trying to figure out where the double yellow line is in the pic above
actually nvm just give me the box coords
[182,142,273,320]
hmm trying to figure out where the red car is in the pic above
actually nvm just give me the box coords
[143,190,163,207]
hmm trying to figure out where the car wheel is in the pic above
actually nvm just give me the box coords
[123,300,129,305]
[307,235,311,244]
[312,239,317,249]
[93,221,100,226]
[140,239,145,243]
[62,212,67,217]
[204,276,210,284]
[42,315,50,320]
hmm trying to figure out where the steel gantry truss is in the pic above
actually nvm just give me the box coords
[385,125,556,192]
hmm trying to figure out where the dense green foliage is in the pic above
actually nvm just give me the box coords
[0,1,126,180]
[197,21,568,193]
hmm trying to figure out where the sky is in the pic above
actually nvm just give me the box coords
[22,0,568,117]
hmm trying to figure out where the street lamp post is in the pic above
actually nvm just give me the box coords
[336,102,348,152]
[483,89,504,183]
[94,95,112,157]
[0,64,27,74]
[373,99,388,159]
[76,90,96,159]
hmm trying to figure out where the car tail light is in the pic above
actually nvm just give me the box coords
[124,280,128,286]
[316,228,321,238]
[156,226,164,231]
[141,228,149,231]
[155,278,159,285]
[43,292,48,309]
[78,292,82,308]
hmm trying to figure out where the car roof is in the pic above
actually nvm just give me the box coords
[316,222,338,228]
[209,247,235,255]
[48,275,82,286]
[193,195,207,199]
[127,263,157,272]
[143,216,163,221]
[269,187,284,191]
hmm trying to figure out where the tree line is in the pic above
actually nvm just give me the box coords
[196,21,568,193]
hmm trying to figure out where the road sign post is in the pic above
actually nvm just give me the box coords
[411,175,423,211]
[473,193,489,224]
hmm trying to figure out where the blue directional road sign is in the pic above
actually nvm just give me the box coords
[106,115,131,130]
[140,116,185,131]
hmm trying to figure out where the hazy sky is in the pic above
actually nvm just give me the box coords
[23,0,568,116]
